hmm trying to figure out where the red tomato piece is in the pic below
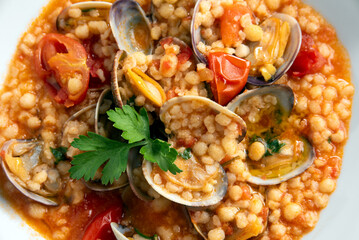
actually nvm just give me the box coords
[177,46,193,65]
[208,52,250,105]
[289,33,326,78]
[221,3,253,46]
[34,33,90,107]
[82,205,123,240]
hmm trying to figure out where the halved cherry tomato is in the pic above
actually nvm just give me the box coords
[82,205,123,240]
[221,3,253,46]
[208,52,250,105]
[34,33,89,107]
[288,33,326,78]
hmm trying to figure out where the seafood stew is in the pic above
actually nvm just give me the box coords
[0,0,354,240]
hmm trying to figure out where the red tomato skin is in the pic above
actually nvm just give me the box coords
[289,33,326,77]
[82,205,123,240]
[34,33,90,107]
[208,52,250,105]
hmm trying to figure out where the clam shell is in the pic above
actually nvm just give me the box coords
[109,0,153,55]
[0,139,59,206]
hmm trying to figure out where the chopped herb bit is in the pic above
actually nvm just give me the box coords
[50,147,68,164]
[134,228,158,240]
[69,106,181,185]
[81,8,96,13]
[328,137,332,143]
[249,129,285,157]
[179,148,192,160]
[265,139,286,157]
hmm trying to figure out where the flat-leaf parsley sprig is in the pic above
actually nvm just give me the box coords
[69,105,182,185]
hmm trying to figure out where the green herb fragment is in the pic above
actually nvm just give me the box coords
[69,106,181,185]
[81,8,96,13]
[328,137,332,143]
[134,228,158,240]
[50,147,68,164]
[179,148,192,160]
[265,139,286,157]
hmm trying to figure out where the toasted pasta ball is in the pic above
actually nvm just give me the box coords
[319,178,336,193]
[235,212,249,229]
[244,25,263,42]
[208,228,225,240]
[20,93,36,109]
[218,207,238,222]
[248,141,266,161]
[193,141,208,156]
[249,198,263,214]
[229,185,243,201]
[208,143,225,162]
[283,203,302,221]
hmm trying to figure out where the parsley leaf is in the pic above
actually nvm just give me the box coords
[69,106,181,185]
[179,148,192,160]
[140,139,181,174]
[50,147,68,164]
[70,132,141,184]
[107,106,149,143]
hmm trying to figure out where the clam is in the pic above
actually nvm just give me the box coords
[109,0,153,55]
[0,139,59,206]
[188,185,268,239]
[127,149,154,202]
[246,14,302,85]
[247,136,315,185]
[56,1,112,32]
[227,85,314,185]
[111,50,167,108]
[191,0,302,85]
[140,96,247,207]
[63,88,129,191]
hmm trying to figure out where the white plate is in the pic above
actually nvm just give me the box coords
[0,0,358,239]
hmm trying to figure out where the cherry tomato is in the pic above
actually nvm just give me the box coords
[82,205,123,240]
[34,33,90,107]
[220,3,253,46]
[288,33,326,78]
[208,52,250,105]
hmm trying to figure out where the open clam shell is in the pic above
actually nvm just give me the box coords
[63,88,128,191]
[142,159,228,207]
[56,1,112,32]
[227,85,294,117]
[246,14,302,85]
[227,85,315,185]
[109,0,153,55]
[247,137,315,185]
[127,149,154,202]
[138,96,248,207]
[0,139,59,206]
